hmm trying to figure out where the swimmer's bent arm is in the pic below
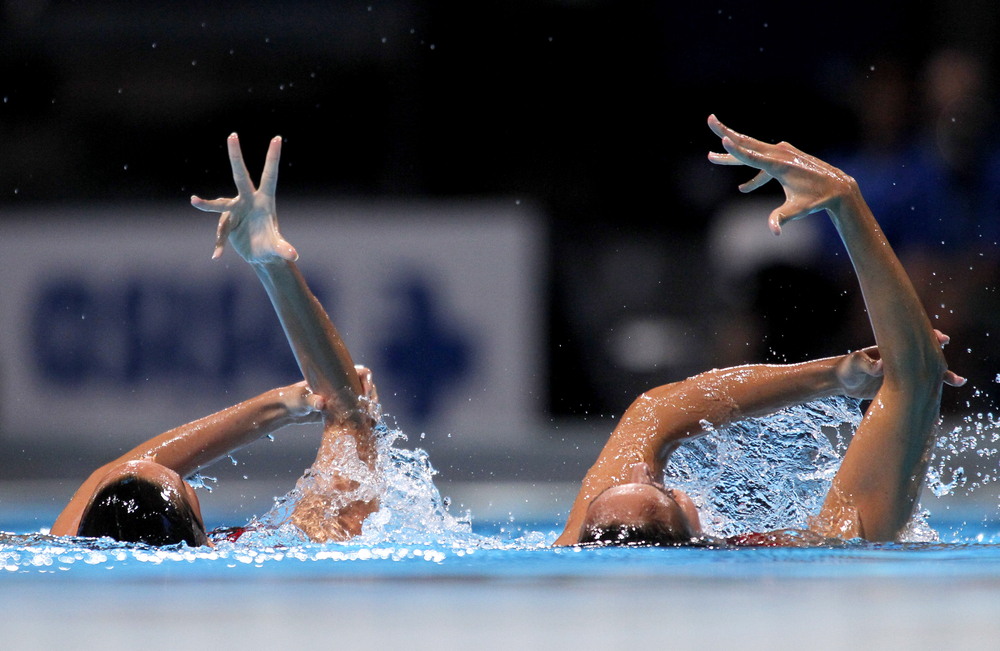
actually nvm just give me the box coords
[560,351,881,543]
[51,382,323,537]
[619,351,882,471]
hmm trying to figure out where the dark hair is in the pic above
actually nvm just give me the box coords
[77,475,207,547]
[578,520,692,547]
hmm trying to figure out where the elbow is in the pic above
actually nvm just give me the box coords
[921,340,949,386]
[889,340,947,396]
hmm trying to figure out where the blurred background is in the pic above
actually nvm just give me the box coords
[2,0,1000,529]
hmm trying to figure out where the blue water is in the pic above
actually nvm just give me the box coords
[5,530,1000,585]
[6,398,1000,582]
[5,507,1000,582]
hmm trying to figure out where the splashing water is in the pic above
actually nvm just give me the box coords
[8,393,1000,574]
[186,472,217,492]
[667,397,860,538]
[0,411,551,573]
[239,414,548,549]
[927,408,1000,497]
[667,396,977,542]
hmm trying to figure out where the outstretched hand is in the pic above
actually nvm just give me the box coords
[837,330,966,399]
[191,134,298,263]
[707,114,857,235]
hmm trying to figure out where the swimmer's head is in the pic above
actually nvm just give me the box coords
[578,463,701,546]
[77,460,209,547]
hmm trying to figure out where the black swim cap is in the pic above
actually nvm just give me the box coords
[77,475,208,547]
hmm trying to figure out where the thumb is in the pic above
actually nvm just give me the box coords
[768,206,788,236]
[213,213,235,260]
[307,392,326,412]
[768,200,809,236]
[275,237,298,262]
[944,370,966,387]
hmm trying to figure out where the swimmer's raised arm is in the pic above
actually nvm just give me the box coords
[193,135,379,542]
[51,381,325,537]
[191,135,367,426]
[708,115,962,540]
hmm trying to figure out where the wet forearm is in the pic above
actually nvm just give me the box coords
[827,186,945,383]
[114,387,308,478]
[51,387,304,536]
[602,356,848,473]
[667,357,844,428]
[252,259,364,419]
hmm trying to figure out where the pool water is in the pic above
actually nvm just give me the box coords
[7,400,1000,649]
[4,505,1000,580]
[6,396,1000,580]
[5,515,1000,651]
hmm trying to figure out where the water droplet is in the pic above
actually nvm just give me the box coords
[430,44,435,50]
[191,60,197,66]
[229,455,238,465]
[123,164,128,170]
[152,42,157,48]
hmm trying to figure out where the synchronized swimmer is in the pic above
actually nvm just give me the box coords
[51,116,964,547]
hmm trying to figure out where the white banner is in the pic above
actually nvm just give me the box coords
[0,201,544,453]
